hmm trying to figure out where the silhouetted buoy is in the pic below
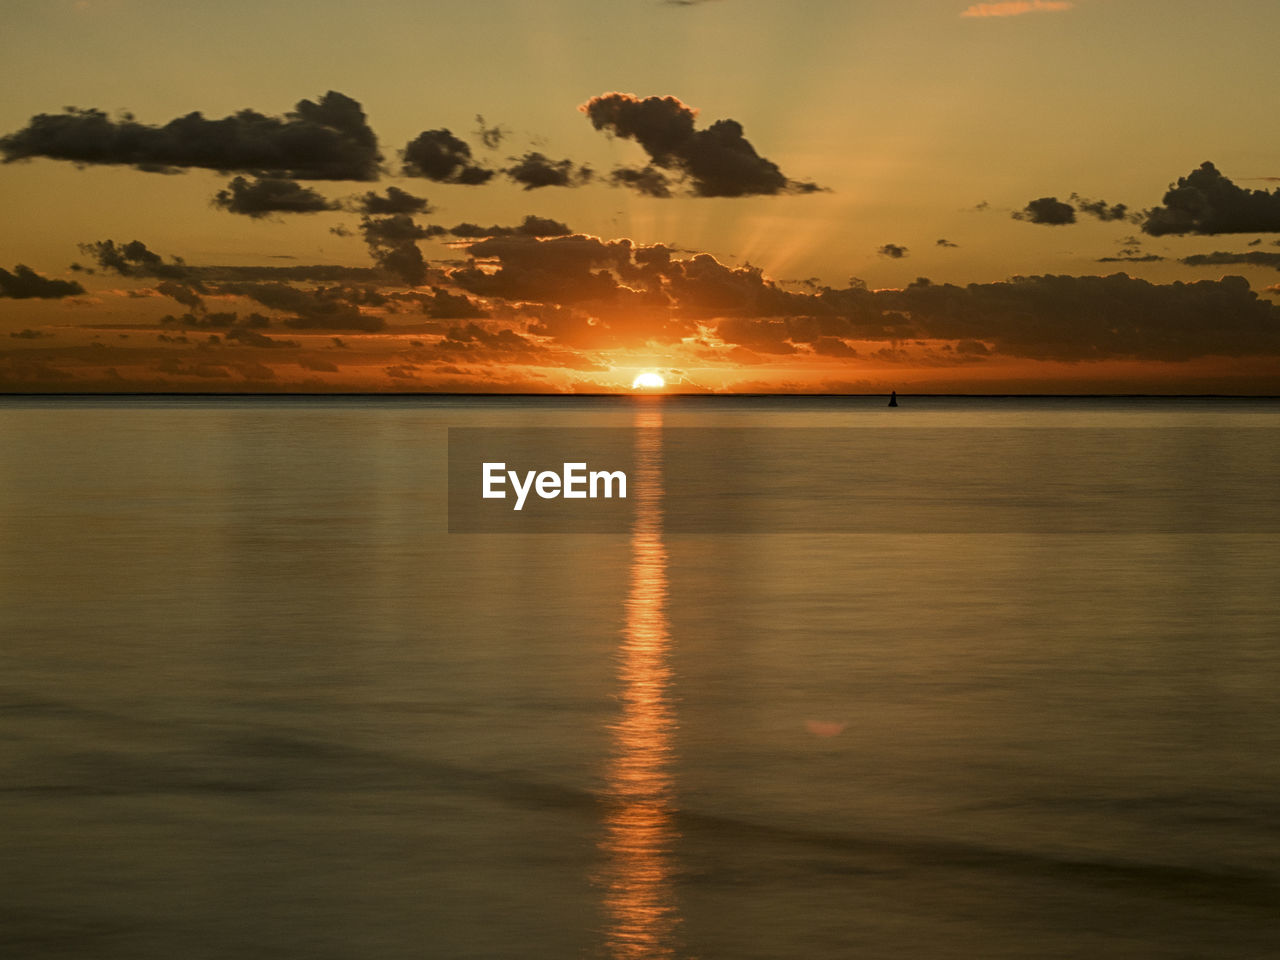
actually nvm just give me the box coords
[888,390,899,407]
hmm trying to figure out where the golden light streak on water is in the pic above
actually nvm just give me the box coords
[598,404,681,960]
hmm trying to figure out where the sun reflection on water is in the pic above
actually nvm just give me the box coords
[598,405,681,960]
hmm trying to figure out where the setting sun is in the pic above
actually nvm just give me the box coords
[632,372,665,390]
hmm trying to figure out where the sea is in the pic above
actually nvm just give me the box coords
[2,395,1278,960]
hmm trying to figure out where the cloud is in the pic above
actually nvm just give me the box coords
[473,115,508,150]
[716,317,798,354]
[401,129,493,184]
[10,328,54,338]
[213,177,339,218]
[154,358,232,379]
[447,215,573,239]
[936,238,959,248]
[450,234,636,304]
[1072,194,1132,222]
[358,214,444,285]
[700,272,1280,362]
[489,241,1280,362]
[390,287,488,319]
[1181,251,1280,270]
[878,243,909,259]
[156,279,206,312]
[580,92,822,197]
[431,322,607,371]
[504,152,593,190]
[961,1,1073,17]
[350,186,433,215]
[810,336,858,357]
[881,273,1280,361]
[0,264,86,298]
[225,328,299,348]
[78,239,169,276]
[1097,254,1164,263]
[610,166,675,198]
[1013,196,1076,225]
[79,238,382,283]
[0,91,380,180]
[1143,162,1280,235]
[214,281,384,331]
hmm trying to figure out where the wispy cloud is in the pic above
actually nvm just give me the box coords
[961,1,1074,18]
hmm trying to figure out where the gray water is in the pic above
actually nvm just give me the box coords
[2,396,1278,959]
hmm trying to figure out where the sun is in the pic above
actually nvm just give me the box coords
[631,371,665,390]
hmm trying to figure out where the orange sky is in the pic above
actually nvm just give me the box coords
[3,0,1280,393]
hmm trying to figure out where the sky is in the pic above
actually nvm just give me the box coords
[2,0,1280,393]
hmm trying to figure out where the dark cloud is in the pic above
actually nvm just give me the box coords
[936,238,959,248]
[225,328,300,348]
[1181,251,1280,270]
[715,317,798,354]
[161,310,237,328]
[433,322,606,371]
[580,92,822,197]
[1,91,380,180]
[1013,196,1076,225]
[878,244,909,259]
[657,253,816,320]
[482,237,1280,362]
[155,279,207,312]
[447,215,572,239]
[233,361,276,381]
[880,273,1280,361]
[699,272,1280,361]
[1072,194,1131,222]
[438,236,1280,360]
[391,287,488,319]
[401,129,493,184]
[79,239,170,276]
[810,336,858,357]
[1112,235,1146,258]
[450,234,635,304]
[1097,254,1165,263]
[154,358,233,379]
[202,264,381,283]
[504,152,592,190]
[213,176,338,218]
[10,328,53,338]
[1144,162,1280,236]
[358,214,446,285]
[80,238,382,283]
[0,264,86,298]
[215,281,384,331]
[350,185,433,215]
[473,115,508,150]
[359,214,444,245]
[610,165,674,198]
[300,357,340,372]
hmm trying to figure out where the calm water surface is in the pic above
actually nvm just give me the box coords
[2,397,1278,959]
